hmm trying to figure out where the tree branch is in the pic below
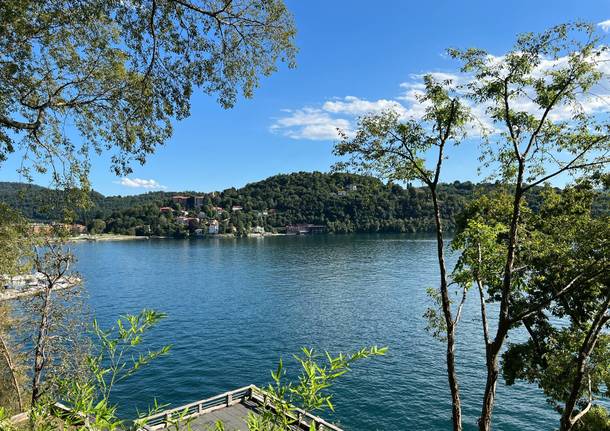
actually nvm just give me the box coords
[510,274,588,325]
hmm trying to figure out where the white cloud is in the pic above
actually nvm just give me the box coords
[270,108,351,140]
[598,20,610,32]
[116,177,167,189]
[322,96,407,117]
[270,48,610,142]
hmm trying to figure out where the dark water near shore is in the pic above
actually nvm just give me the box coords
[74,235,556,430]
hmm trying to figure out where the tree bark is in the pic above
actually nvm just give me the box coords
[31,282,53,406]
[431,187,462,431]
[478,163,525,431]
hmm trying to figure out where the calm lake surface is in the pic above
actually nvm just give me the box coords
[74,235,556,430]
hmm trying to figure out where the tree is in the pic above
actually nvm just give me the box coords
[0,204,32,413]
[28,237,82,406]
[334,76,470,431]
[449,22,610,430]
[0,0,296,188]
[0,309,171,431]
[497,185,610,431]
[88,219,106,235]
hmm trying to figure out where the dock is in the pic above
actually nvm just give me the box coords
[139,385,343,431]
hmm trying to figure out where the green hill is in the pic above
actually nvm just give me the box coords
[3,171,600,237]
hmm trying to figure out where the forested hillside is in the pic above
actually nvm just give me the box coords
[0,172,596,237]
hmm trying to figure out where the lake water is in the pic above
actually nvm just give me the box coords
[74,235,556,430]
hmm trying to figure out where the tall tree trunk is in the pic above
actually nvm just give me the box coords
[431,187,462,431]
[478,165,524,431]
[31,283,52,406]
[478,329,507,431]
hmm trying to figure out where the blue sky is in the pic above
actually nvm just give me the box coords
[2,0,609,195]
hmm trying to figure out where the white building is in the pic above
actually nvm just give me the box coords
[251,226,265,234]
[208,220,220,234]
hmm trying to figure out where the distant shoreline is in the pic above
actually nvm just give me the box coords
[67,234,152,242]
[66,232,289,242]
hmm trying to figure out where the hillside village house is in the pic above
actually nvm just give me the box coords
[231,205,243,211]
[172,195,189,206]
[172,195,205,209]
[208,220,220,234]
[193,196,205,207]
[177,216,200,228]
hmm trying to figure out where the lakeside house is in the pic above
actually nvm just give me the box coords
[286,224,326,235]
[177,216,199,228]
[208,220,220,234]
[251,226,265,234]
[232,205,243,211]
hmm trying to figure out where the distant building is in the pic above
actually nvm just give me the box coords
[213,206,224,214]
[30,223,53,235]
[286,224,326,235]
[208,220,219,234]
[176,217,200,228]
[71,224,87,234]
[348,184,358,191]
[337,190,347,197]
[172,195,189,207]
[231,205,243,212]
[160,207,174,214]
[251,226,265,234]
[194,228,204,237]
[186,196,205,208]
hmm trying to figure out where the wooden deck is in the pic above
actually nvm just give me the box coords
[139,385,343,431]
[178,400,255,430]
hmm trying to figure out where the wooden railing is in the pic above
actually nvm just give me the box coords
[141,385,253,429]
[139,385,343,431]
[249,386,343,431]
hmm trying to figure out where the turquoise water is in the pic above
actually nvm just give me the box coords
[74,235,556,430]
